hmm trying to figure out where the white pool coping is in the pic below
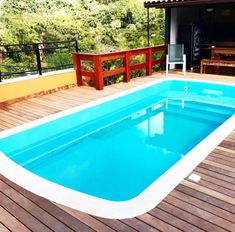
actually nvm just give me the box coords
[0,68,73,85]
[0,77,235,219]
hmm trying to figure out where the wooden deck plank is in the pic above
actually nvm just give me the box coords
[214,147,235,158]
[193,171,235,192]
[0,206,30,232]
[0,109,31,124]
[4,104,46,119]
[137,213,181,232]
[158,201,227,232]
[121,218,160,232]
[193,178,235,198]
[0,110,30,125]
[23,99,62,113]
[203,160,235,174]
[94,217,138,232]
[210,152,235,164]
[207,155,235,168]
[220,141,235,150]
[181,180,235,205]
[1,106,40,121]
[0,73,235,231]
[195,166,235,185]
[59,206,115,232]
[0,176,94,232]
[0,180,74,232]
[164,195,235,231]
[170,189,235,223]
[199,162,235,179]
[27,97,66,111]
[149,207,204,232]
[0,223,11,232]
[176,184,235,214]
[0,192,53,232]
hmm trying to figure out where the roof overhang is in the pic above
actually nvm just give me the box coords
[144,0,235,9]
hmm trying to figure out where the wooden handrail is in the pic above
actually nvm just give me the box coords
[73,45,166,90]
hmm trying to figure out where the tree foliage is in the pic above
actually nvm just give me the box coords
[0,0,165,52]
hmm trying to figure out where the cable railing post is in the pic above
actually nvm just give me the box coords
[75,40,79,52]
[94,55,104,90]
[34,44,42,75]
[147,7,150,47]
[123,51,130,82]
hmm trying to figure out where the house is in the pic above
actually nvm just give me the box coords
[144,0,235,70]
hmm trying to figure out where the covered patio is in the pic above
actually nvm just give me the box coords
[145,0,235,73]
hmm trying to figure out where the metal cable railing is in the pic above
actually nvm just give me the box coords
[0,40,79,81]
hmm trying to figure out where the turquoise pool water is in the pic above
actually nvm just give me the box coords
[0,80,235,201]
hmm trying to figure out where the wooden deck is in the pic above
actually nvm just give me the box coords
[0,72,235,231]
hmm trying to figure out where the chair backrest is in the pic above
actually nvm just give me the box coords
[168,44,184,62]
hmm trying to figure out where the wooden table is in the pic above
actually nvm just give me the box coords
[211,47,235,59]
[200,59,235,74]
[200,47,235,74]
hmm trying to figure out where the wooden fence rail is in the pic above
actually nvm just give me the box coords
[73,45,166,90]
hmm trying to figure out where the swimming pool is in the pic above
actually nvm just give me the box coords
[0,78,235,218]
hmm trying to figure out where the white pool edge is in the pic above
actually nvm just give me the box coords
[0,77,235,219]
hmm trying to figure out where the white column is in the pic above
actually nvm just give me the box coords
[169,8,178,70]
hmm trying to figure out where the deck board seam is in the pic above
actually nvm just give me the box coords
[194,167,235,187]
[193,171,235,192]
[137,213,180,232]
[0,176,91,232]
[148,207,205,232]
[0,222,11,232]
[0,180,77,232]
[117,219,147,232]
[176,184,235,214]
[169,190,235,224]
[89,215,120,232]
[0,191,53,232]
[159,200,227,232]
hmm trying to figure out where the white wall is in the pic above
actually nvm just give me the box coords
[169,8,178,69]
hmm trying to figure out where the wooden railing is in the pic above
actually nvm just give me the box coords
[73,45,166,90]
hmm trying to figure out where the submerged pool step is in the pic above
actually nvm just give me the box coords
[167,99,234,118]
[166,104,229,124]
[186,101,234,116]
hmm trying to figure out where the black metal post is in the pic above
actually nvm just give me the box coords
[0,70,2,82]
[75,40,79,52]
[147,8,150,47]
[165,8,171,45]
[34,44,42,75]
[163,8,171,70]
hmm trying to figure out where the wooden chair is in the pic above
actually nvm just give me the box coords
[166,44,186,75]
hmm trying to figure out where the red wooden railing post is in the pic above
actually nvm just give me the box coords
[146,47,152,76]
[94,55,104,90]
[73,53,82,86]
[123,51,130,82]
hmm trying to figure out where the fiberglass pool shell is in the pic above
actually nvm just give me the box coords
[0,79,235,218]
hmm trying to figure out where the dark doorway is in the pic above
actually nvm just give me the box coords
[177,4,235,70]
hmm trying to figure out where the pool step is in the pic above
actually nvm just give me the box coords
[167,99,234,118]
[166,104,230,124]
